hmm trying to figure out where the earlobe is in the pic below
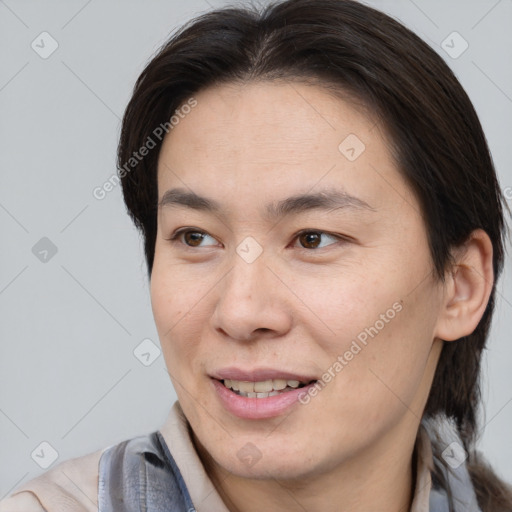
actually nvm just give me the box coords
[434,229,494,342]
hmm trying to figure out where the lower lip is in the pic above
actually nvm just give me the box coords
[211,379,316,420]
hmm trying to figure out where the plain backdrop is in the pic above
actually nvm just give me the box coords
[1,0,511,497]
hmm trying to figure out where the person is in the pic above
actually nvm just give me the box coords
[1,0,511,510]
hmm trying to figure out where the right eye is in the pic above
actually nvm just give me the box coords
[166,228,220,248]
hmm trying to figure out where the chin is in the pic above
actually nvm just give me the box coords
[206,436,326,481]
[228,456,315,481]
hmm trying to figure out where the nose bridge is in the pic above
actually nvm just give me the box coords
[223,247,270,308]
[211,244,291,340]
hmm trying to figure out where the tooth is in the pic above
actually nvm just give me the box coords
[254,380,273,393]
[287,380,300,388]
[231,380,240,391]
[268,391,280,397]
[224,379,232,388]
[272,379,287,390]
[238,381,255,393]
[247,392,257,398]
[256,392,269,398]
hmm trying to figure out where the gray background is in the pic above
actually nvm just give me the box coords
[1,0,511,497]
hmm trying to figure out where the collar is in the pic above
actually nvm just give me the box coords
[159,402,231,512]
[420,415,482,512]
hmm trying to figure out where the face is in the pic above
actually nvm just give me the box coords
[151,81,445,482]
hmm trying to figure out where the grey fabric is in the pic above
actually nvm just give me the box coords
[98,431,195,512]
[422,415,482,512]
[98,416,482,512]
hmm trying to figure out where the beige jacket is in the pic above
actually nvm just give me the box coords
[0,401,433,511]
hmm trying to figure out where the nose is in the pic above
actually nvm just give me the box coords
[211,253,293,342]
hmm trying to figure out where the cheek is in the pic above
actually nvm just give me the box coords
[286,259,402,350]
[150,260,210,370]
[289,252,438,406]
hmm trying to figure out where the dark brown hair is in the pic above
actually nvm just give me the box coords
[117,0,511,508]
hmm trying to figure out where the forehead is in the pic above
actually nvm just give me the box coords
[159,81,375,165]
[156,81,411,215]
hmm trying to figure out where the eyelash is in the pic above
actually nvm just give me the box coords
[165,227,348,251]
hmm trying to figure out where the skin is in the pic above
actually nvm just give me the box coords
[151,81,494,512]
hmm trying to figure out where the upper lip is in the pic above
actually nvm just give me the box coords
[210,367,318,383]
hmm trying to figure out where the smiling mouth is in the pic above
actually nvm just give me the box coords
[221,378,316,398]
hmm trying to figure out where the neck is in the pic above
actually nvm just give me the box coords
[195,418,418,512]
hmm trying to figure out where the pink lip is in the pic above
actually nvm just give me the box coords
[211,367,317,382]
[211,377,317,420]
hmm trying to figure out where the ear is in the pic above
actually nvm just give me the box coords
[434,229,494,342]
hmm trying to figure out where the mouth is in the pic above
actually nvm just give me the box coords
[221,378,317,398]
[210,368,319,418]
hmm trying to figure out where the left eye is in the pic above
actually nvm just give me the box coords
[292,230,341,249]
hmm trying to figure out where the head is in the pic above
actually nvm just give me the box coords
[118,0,508,498]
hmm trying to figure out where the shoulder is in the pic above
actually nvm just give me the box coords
[0,447,104,512]
[0,492,45,512]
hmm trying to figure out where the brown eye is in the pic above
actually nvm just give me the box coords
[295,230,340,249]
[299,232,321,249]
[183,231,205,247]
[167,228,218,248]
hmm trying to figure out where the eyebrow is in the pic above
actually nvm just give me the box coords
[158,187,375,220]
